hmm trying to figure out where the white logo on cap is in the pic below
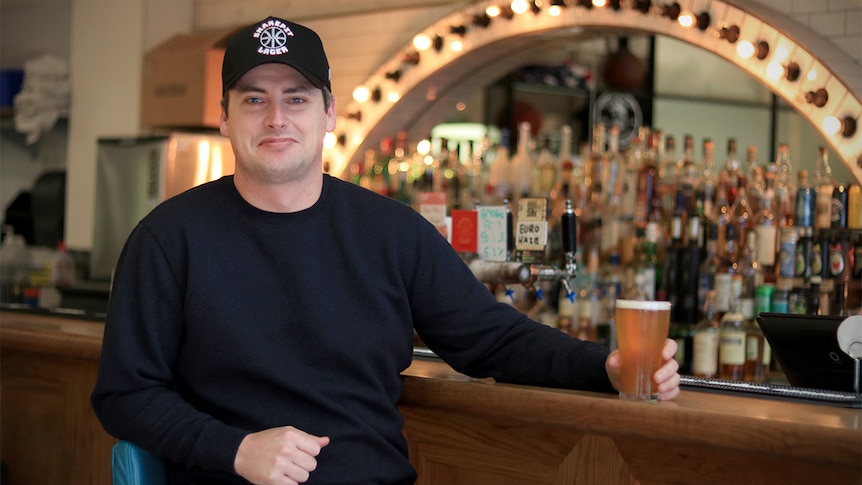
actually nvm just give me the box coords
[253,20,294,56]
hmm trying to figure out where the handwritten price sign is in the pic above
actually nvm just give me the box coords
[478,206,507,261]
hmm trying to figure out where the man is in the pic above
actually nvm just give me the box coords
[92,16,679,485]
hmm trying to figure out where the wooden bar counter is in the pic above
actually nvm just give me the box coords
[2,310,861,484]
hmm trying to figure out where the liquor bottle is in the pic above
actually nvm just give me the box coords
[489,129,512,203]
[848,183,862,229]
[754,187,778,283]
[603,255,622,351]
[656,134,678,230]
[811,226,829,282]
[794,226,813,282]
[795,169,815,229]
[605,124,624,203]
[730,176,754,266]
[724,138,742,205]
[623,127,647,219]
[635,131,658,230]
[392,130,414,205]
[715,172,736,271]
[668,217,700,375]
[807,276,822,315]
[549,167,574,227]
[575,248,601,342]
[557,125,574,174]
[739,230,763,295]
[697,139,718,224]
[773,143,795,228]
[358,148,376,191]
[447,141,466,210]
[852,232,862,281]
[828,230,850,316]
[831,184,848,229]
[676,134,697,212]
[531,134,557,198]
[718,275,746,380]
[745,146,764,216]
[740,292,762,383]
[635,222,661,300]
[433,138,450,194]
[698,222,718,313]
[659,213,684,305]
[549,125,574,221]
[680,216,702,324]
[510,122,533,200]
[744,289,769,383]
[692,290,721,378]
[812,146,834,230]
[601,125,627,260]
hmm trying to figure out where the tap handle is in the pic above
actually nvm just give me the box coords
[505,199,515,255]
[561,199,577,255]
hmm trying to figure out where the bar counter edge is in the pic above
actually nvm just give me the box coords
[1,311,860,484]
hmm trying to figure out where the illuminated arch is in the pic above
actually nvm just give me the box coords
[327,0,861,183]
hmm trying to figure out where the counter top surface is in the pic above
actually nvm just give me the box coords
[3,310,860,470]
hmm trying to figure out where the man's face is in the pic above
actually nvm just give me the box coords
[220,63,336,184]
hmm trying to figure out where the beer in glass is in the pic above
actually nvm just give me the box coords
[615,299,671,401]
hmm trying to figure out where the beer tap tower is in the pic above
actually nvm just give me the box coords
[467,199,578,302]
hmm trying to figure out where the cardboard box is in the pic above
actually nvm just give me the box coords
[140,28,235,129]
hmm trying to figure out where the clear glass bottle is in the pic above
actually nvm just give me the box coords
[754,187,778,283]
[489,129,512,203]
[795,169,815,229]
[635,130,659,230]
[635,222,661,300]
[692,290,721,378]
[531,134,557,198]
[719,275,747,380]
[730,176,754,267]
[812,146,834,230]
[746,149,765,217]
[773,143,795,228]
[510,121,534,200]
[675,134,697,211]
[744,291,769,383]
[724,138,742,203]
[715,171,736,271]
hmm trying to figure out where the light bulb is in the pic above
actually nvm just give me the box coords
[511,0,529,14]
[678,11,695,28]
[417,139,431,156]
[822,116,841,136]
[323,132,337,150]
[352,86,370,103]
[766,62,784,80]
[413,34,432,51]
[737,40,755,59]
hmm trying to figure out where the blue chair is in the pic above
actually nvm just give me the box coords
[111,440,166,485]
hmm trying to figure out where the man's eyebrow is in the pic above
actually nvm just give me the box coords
[281,85,314,95]
[234,84,314,95]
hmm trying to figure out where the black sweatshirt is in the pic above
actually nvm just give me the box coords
[91,175,614,484]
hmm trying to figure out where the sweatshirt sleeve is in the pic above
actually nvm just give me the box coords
[407,215,615,394]
[90,221,247,474]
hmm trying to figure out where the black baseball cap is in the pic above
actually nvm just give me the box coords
[221,16,331,94]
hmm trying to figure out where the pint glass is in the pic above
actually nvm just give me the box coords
[615,299,671,401]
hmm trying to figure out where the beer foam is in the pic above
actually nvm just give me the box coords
[615,299,671,311]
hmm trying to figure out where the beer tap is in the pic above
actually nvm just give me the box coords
[467,199,578,300]
[559,199,578,303]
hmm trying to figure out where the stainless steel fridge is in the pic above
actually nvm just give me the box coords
[90,132,235,280]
